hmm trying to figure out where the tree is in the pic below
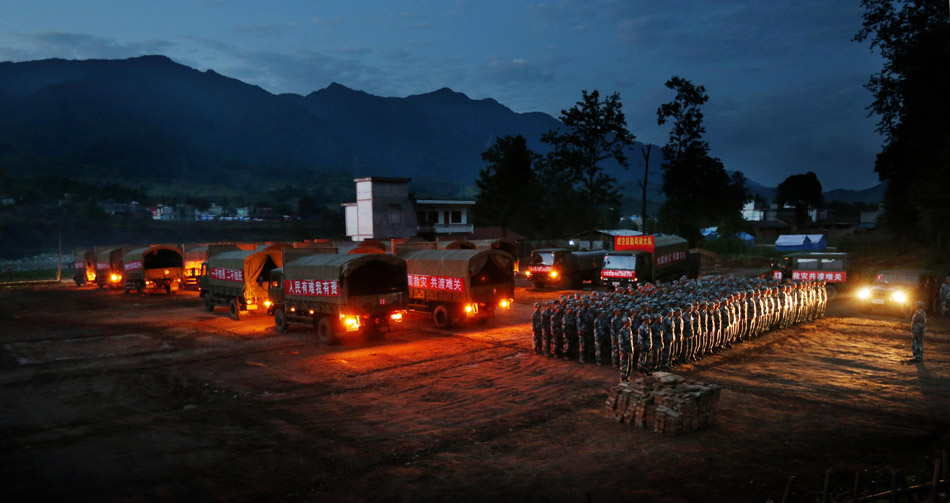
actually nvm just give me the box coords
[541,90,635,230]
[474,135,541,237]
[656,76,747,244]
[775,172,823,230]
[855,0,950,248]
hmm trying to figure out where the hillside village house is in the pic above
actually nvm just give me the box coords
[342,177,473,241]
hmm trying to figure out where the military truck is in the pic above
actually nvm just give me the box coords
[268,250,409,344]
[600,235,697,288]
[768,251,854,296]
[72,249,96,286]
[95,246,127,289]
[856,269,942,316]
[183,244,210,289]
[399,248,515,328]
[199,246,283,320]
[524,248,604,289]
[122,245,184,295]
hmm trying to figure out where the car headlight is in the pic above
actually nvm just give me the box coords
[892,290,907,303]
[857,287,871,300]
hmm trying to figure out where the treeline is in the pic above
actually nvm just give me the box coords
[474,78,748,245]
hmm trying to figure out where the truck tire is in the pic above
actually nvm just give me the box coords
[165,284,172,295]
[825,284,837,299]
[365,319,384,340]
[433,304,453,329]
[228,298,240,321]
[317,317,340,345]
[274,307,289,333]
[202,294,214,312]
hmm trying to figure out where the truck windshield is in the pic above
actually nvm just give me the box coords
[821,257,844,270]
[874,273,918,285]
[794,258,818,269]
[535,252,555,266]
[603,254,636,270]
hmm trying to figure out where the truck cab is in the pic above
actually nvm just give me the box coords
[770,252,853,295]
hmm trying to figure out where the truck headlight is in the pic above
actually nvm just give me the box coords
[892,290,907,303]
[499,299,510,309]
[857,288,871,300]
[524,271,532,278]
[549,270,558,279]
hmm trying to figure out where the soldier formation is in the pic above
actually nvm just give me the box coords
[531,275,828,382]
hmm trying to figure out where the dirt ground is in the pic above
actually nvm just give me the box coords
[1,281,948,502]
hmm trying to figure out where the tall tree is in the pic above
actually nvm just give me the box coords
[541,90,635,230]
[776,171,823,230]
[855,0,950,247]
[474,135,541,237]
[656,76,747,244]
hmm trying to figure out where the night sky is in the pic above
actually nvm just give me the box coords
[0,0,886,190]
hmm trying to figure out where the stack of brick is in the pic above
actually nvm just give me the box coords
[604,372,721,436]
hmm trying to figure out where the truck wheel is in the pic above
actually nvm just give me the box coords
[228,298,240,321]
[825,285,837,299]
[365,319,384,340]
[274,308,289,333]
[165,284,172,295]
[202,294,214,312]
[317,317,340,345]
[433,305,453,329]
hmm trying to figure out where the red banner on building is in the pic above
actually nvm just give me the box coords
[124,261,143,271]
[601,269,636,279]
[408,274,464,292]
[614,235,655,253]
[209,267,244,283]
[791,270,846,283]
[284,279,340,296]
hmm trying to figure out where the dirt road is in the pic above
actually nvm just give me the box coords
[1,283,948,502]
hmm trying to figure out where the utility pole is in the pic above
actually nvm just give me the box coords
[56,227,62,282]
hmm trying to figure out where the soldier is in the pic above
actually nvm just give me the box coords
[551,301,564,359]
[609,307,623,367]
[563,304,578,360]
[636,316,652,373]
[650,313,664,371]
[578,300,596,363]
[618,317,633,382]
[661,308,675,369]
[531,303,543,355]
[939,278,950,316]
[911,301,927,362]
[541,302,554,356]
[594,307,611,365]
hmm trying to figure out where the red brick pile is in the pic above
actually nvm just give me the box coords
[604,372,721,436]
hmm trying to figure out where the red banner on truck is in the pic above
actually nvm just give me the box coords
[284,279,340,297]
[124,261,143,271]
[601,269,636,279]
[792,270,846,283]
[209,266,244,283]
[615,235,655,253]
[408,273,464,292]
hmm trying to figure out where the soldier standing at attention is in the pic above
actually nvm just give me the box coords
[531,303,543,355]
[636,316,652,373]
[541,302,554,356]
[595,307,611,365]
[551,301,564,359]
[563,304,578,360]
[911,301,927,362]
[618,317,633,381]
[609,307,623,367]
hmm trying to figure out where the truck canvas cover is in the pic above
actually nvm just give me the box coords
[282,252,408,306]
[123,245,184,279]
[400,249,514,301]
[205,249,282,300]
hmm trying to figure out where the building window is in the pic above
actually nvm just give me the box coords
[451,210,462,224]
[389,205,402,224]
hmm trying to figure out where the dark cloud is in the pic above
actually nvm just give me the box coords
[480,56,554,85]
[231,22,299,38]
[1,32,175,61]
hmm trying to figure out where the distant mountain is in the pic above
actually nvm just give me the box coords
[823,183,885,204]
[0,55,787,204]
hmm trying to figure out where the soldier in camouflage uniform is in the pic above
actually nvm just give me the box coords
[531,302,543,355]
[594,307,611,365]
[636,316,652,373]
[551,302,564,359]
[609,307,623,367]
[578,300,596,363]
[661,308,675,369]
[618,317,633,382]
[940,278,950,316]
[541,302,554,356]
[563,304,578,360]
[911,301,926,362]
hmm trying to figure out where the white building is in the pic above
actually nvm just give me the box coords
[415,200,474,237]
[342,177,419,241]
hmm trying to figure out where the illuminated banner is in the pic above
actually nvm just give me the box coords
[655,251,687,266]
[615,235,655,253]
[285,279,340,296]
[792,270,846,283]
[209,267,244,283]
[96,262,110,270]
[408,274,464,292]
[527,265,552,274]
[602,269,636,279]
[124,261,143,271]
[773,271,783,280]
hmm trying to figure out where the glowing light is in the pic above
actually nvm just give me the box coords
[289,307,295,312]
[164,269,170,275]
[857,288,871,300]
[892,290,907,303]
[524,271,532,278]
[264,300,272,308]
[549,270,558,279]
[499,299,510,309]
[390,312,403,322]
[465,305,473,313]
[308,309,314,315]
